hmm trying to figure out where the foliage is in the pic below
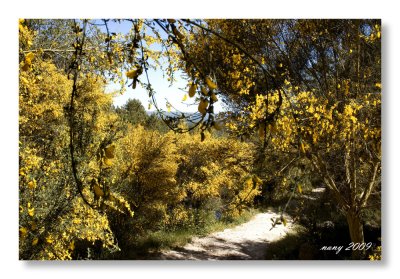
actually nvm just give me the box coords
[369,246,382,261]
[109,126,182,240]
[19,18,381,260]
[115,98,148,126]
[19,20,128,259]
[127,208,259,259]
[115,98,168,132]
[185,19,381,259]
[175,132,261,220]
[103,126,260,251]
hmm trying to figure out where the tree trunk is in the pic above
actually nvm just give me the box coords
[346,210,365,259]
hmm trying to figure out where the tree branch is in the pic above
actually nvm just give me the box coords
[310,153,349,210]
[359,160,380,208]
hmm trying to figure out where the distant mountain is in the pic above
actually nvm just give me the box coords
[146,110,199,118]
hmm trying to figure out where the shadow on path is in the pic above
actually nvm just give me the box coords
[153,211,297,260]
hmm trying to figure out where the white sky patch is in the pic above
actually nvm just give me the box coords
[111,72,224,113]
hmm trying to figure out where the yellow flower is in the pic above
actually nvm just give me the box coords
[28,180,36,190]
[28,207,35,217]
[300,142,306,153]
[46,236,54,244]
[25,52,35,64]
[22,52,35,71]
[19,227,28,238]
[126,69,138,79]
[20,77,29,85]
[32,238,39,246]
[19,169,26,176]
[232,54,241,64]
[297,184,303,194]
[69,241,75,251]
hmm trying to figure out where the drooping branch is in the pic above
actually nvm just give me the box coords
[67,19,96,209]
[359,160,380,208]
[310,153,349,211]
[136,20,206,133]
[182,19,275,83]
[345,145,357,206]
[22,48,94,53]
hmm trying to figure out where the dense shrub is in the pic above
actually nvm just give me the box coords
[104,127,261,251]
[19,56,122,259]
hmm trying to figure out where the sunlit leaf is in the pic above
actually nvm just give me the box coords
[205,77,217,90]
[201,86,208,96]
[211,93,218,102]
[189,83,197,97]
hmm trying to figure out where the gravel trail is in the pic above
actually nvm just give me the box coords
[158,210,296,260]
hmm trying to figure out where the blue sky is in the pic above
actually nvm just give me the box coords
[103,19,224,113]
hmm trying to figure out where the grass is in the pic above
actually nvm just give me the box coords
[264,226,310,260]
[123,208,260,259]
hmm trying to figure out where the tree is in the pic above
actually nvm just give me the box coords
[184,19,381,258]
[19,20,133,259]
[106,126,182,246]
[175,131,260,220]
[115,98,148,126]
[18,49,124,260]
[115,98,168,132]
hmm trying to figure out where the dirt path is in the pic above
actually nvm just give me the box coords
[157,210,296,260]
